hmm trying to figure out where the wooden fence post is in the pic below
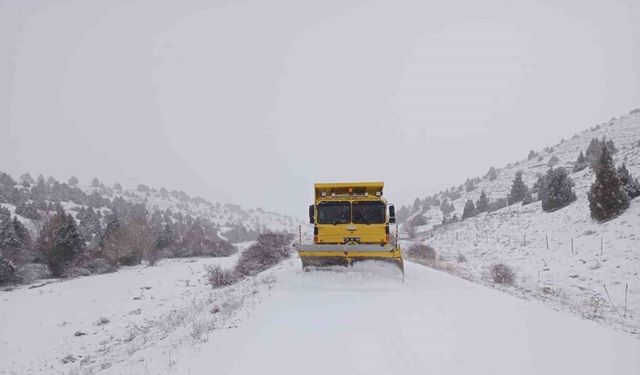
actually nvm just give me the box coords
[571,237,574,254]
[546,235,549,250]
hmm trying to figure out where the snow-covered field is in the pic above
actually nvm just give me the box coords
[0,243,266,375]
[2,255,639,374]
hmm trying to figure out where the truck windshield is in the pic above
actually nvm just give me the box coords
[317,201,351,224]
[352,201,386,224]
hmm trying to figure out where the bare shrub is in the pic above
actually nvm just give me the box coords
[489,263,516,285]
[201,240,236,257]
[191,319,215,342]
[101,217,154,266]
[583,295,606,320]
[438,262,458,275]
[95,317,110,326]
[406,244,437,263]
[84,258,117,274]
[205,265,237,288]
[235,233,293,277]
[456,253,467,263]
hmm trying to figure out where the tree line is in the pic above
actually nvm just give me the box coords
[402,136,639,234]
[0,173,237,285]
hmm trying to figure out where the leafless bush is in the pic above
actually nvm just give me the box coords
[456,253,467,263]
[234,233,293,277]
[406,243,437,263]
[191,319,215,342]
[101,217,153,266]
[95,317,110,326]
[205,265,237,288]
[437,262,459,275]
[489,263,516,285]
[583,295,606,320]
[201,240,236,257]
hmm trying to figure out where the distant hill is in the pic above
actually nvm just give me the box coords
[0,171,302,284]
[0,174,301,243]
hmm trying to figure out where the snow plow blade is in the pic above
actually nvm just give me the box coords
[297,244,404,277]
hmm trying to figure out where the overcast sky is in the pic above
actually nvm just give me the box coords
[2,0,639,217]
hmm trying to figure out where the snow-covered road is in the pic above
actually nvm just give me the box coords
[2,257,639,374]
[180,260,640,375]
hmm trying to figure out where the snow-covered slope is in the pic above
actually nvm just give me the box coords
[2,258,639,374]
[402,110,640,335]
[92,184,301,235]
[0,173,302,241]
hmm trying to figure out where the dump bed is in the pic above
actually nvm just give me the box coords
[314,182,384,200]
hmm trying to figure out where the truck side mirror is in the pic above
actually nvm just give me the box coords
[309,205,315,224]
[388,205,396,223]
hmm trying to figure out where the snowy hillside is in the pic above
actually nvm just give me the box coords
[0,171,303,286]
[400,109,640,335]
[2,257,639,375]
[0,174,301,242]
[82,182,301,237]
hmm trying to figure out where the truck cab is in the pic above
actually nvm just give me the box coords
[309,182,396,245]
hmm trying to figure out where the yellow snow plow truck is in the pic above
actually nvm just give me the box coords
[297,182,404,276]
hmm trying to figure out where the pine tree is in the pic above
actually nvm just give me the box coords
[476,190,489,212]
[605,138,617,154]
[540,168,577,212]
[149,210,164,237]
[15,200,40,220]
[98,214,121,249]
[412,198,421,211]
[38,212,84,277]
[440,200,455,215]
[522,189,534,205]
[573,151,588,172]
[0,216,20,250]
[616,163,640,199]
[586,137,617,170]
[12,217,31,249]
[0,205,10,222]
[585,138,602,163]
[461,200,476,220]
[465,179,476,192]
[0,173,16,203]
[68,176,79,186]
[20,173,34,184]
[588,146,630,221]
[78,207,102,242]
[486,167,498,181]
[508,171,529,204]
[547,155,560,167]
[532,175,544,197]
[31,176,47,201]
